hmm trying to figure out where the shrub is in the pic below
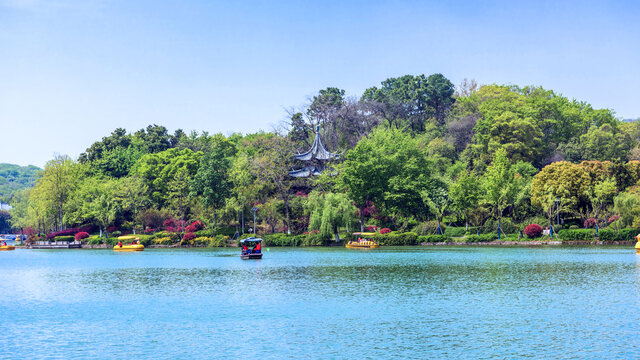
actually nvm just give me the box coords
[88,237,102,245]
[608,215,620,224]
[569,225,579,229]
[111,231,122,237]
[75,232,90,241]
[464,233,499,243]
[154,237,174,245]
[444,227,466,237]
[185,221,204,233]
[183,232,196,241]
[373,232,419,246]
[53,235,75,242]
[365,225,379,232]
[135,234,154,246]
[144,228,156,234]
[557,229,594,241]
[584,218,598,229]
[418,235,451,243]
[194,229,217,238]
[262,233,300,246]
[379,228,391,234]
[412,221,445,235]
[524,224,543,238]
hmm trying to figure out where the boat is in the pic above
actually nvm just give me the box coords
[113,235,144,252]
[346,232,380,249]
[240,237,263,259]
[0,238,14,251]
[635,234,640,253]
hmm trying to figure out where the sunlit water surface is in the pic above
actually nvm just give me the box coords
[1,246,640,359]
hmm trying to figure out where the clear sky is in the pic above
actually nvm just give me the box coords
[1,0,639,167]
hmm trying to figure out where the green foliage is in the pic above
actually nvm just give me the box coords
[0,163,41,201]
[463,233,499,243]
[418,235,451,243]
[444,227,466,237]
[372,232,419,246]
[307,192,357,241]
[557,229,595,241]
[53,235,75,242]
[133,148,202,207]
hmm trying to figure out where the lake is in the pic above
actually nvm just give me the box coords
[1,246,640,359]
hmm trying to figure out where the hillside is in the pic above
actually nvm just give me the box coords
[0,163,41,201]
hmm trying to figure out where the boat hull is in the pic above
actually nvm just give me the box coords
[346,242,379,249]
[113,245,144,252]
[241,253,262,260]
[0,246,15,251]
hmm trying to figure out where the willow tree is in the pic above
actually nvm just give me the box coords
[306,192,357,242]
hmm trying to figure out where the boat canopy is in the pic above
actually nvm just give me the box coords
[118,235,140,240]
[241,237,263,243]
[352,232,377,236]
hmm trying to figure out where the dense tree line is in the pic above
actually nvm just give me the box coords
[8,74,640,242]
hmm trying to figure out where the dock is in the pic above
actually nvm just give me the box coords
[30,240,82,249]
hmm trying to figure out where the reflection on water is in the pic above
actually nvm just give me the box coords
[1,247,640,359]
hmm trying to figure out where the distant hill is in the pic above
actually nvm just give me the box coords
[0,163,41,201]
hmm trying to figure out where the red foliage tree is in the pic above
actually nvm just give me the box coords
[524,224,543,238]
[183,232,196,241]
[379,228,391,234]
[75,232,90,241]
[185,220,203,233]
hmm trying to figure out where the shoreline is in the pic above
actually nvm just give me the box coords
[12,240,637,249]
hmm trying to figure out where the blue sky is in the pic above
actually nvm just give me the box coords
[1,0,639,167]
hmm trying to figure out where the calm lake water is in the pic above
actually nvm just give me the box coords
[1,246,640,359]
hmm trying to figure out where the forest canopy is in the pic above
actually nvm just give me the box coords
[7,74,640,243]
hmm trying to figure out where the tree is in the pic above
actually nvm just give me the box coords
[251,136,295,234]
[190,136,236,226]
[36,155,84,231]
[169,168,191,232]
[116,176,147,234]
[482,148,518,238]
[133,148,202,207]
[307,192,357,242]
[420,177,450,235]
[362,74,454,132]
[450,170,481,229]
[78,178,119,238]
[340,127,432,230]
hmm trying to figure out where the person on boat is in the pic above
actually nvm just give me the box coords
[117,240,123,247]
[242,243,248,254]
[255,242,261,253]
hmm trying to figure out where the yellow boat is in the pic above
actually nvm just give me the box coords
[0,245,15,251]
[346,232,380,249]
[635,234,640,253]
[113,235,144,252]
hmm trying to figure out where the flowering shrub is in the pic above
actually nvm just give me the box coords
[183,232,196,241]
[185,221,203,233]
[584,218,598,228]
[144,228,156,234]
[524,224,543,238]
[365,225,378,232]
[154,237,174,245]
[46,226,93,239]
[75,232,90,241]
[608,215,620,224]
[379,228,391,234]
